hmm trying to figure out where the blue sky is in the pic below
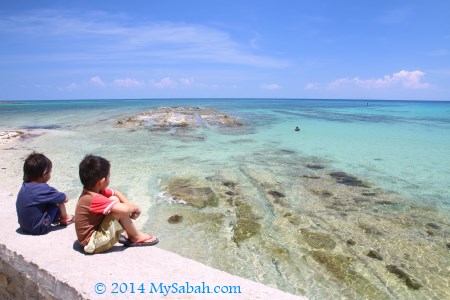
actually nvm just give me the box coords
[1,1,449,100]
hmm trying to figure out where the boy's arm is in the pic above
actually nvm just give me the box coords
[113,190,141,219]
[57,195,69,206]
[110,201,141,216]
[114,190,132,205]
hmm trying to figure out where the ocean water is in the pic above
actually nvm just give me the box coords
[1,99,449,299]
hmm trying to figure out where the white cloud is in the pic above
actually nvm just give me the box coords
[113,78,145,88]
[261,83,281,90]
[329,70,430,90]
[66,76,199,91]
[393,70,430,89]
[0,10,290,68]
[58,82,79,92]
[179,78,194,86]
[89,76,106,88]
[304,83,319,90]
[150,77,178,89]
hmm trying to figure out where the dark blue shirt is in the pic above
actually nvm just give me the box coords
[16,182,66,235]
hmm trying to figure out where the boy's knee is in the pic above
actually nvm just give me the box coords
[111,210,128,220]
[109,195,119,201]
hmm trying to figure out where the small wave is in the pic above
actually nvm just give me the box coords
[156,191,187,205]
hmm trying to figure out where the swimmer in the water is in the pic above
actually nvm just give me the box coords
[295,126,300,132]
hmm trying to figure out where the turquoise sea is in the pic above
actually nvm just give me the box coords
[1,99,449,299]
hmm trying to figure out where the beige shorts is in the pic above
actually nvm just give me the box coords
[84,214,124,254]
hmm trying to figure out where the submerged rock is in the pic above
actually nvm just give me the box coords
[168,215,183,224]
[353,197,370,203]
[236,202,257,220]
[386,265,422,290]
[233,219,261,244]
[311,190,333,198]
[279,149,296,154]
[426,223,440,230]
[302,175,321,179]
[263,189,290,208]
[301,229,336,250]
[117,106,242,129]
[376,200,395,205]
[362,192,377,197]
[347,239,356,246]
[306,164,325,170]
[310,250,352,278]
[284,211,301,225]
[222,180,237,188]
[268,190,286,198]
[310,251,389,298]
[358,223,383,236]
[165,178,218,209]
[367,250,383,260]
[329,171,370,188]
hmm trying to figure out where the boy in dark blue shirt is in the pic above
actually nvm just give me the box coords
[16,152,74,235]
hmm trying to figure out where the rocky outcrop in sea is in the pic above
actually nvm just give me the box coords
[116,106,242,130]
[0,131,24,144]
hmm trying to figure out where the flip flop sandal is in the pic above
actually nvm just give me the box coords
[118,234,128,244]
[123,235,159,247]
[59,215,75,226]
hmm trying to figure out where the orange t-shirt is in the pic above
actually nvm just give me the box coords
[75,188,118,246]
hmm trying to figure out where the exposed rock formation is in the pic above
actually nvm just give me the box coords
[117,106,242,129]
[0,131,24,144]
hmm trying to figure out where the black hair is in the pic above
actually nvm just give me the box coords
[79,155,110,188]
[23,152,52,182]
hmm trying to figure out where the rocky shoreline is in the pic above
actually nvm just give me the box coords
[0,131,25,144]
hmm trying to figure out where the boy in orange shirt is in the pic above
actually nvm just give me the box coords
[75,155,158,254]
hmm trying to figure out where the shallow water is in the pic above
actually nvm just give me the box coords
[1,99,449,299]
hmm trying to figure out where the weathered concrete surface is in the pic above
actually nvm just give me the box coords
[0,189,305,300]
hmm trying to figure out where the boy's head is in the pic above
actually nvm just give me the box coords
[23,152,52,183]
[79,155,111,189]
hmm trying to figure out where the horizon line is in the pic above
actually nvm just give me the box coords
[2,97,449,102]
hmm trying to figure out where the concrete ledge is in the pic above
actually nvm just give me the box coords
[0,245,80,299]
[0,189,305,300]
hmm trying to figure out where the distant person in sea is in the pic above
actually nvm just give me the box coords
[75,155,158,254]
[295,126,301,132]
[16,152,74,235]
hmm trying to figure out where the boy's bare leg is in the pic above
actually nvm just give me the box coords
[111,211,156,243]
[58,203,73,221]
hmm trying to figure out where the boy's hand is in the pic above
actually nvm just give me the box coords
[130,206,141,219]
